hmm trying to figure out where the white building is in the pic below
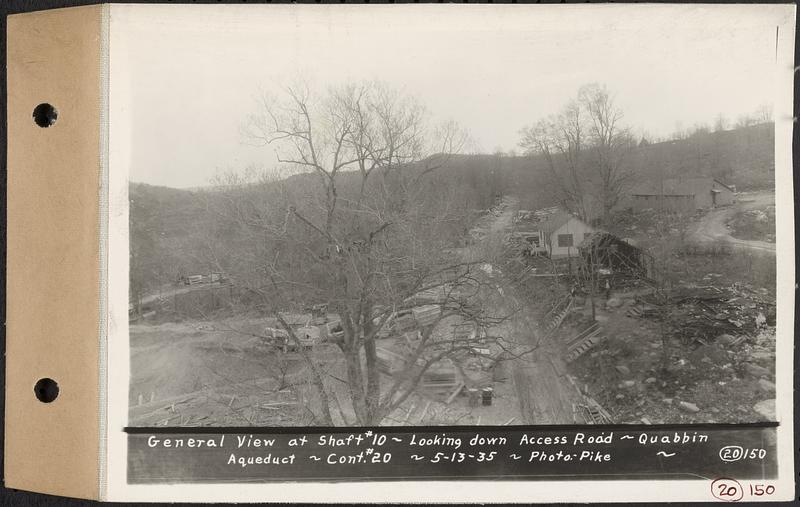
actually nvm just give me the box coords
[535,211,595,258]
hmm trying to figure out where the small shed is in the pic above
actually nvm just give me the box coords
[578,232,657,281]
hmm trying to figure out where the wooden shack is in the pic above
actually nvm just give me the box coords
[578,232,657,282]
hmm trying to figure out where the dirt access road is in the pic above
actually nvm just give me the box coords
[465,198,582,424]
[131,198,585,426]
[689,191,775,254]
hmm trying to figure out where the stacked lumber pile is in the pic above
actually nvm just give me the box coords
[564,321,606,363]
[542,295,573,334]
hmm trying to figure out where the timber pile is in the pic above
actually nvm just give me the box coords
[129,388,299,427]
[564,322,606,363]
[627,301,660,318]
[413,305,441,327]
[376,346,408,374]
[542,296,573,334]
[451,321,480,342]
[393,311,417,332]
[422,371,457,386]
[579,397,614,424]
[566,375,613,424]
[420,365,464,404]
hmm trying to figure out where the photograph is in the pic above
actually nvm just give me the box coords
[125,5,779,429]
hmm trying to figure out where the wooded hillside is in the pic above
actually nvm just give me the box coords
[130,121,774,297]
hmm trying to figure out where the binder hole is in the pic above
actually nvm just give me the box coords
[34,378,59,403]
[32,103,58,128]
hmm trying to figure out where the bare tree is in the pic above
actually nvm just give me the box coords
[578,84,635,219]
[735,114,756,128]
[518,100,589,219]
[713,113,729,132]
[519,84,634,221]
[754,103,773,123]
[202,80,512,426]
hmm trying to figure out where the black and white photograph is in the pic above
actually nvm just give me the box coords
[124,5,785,431]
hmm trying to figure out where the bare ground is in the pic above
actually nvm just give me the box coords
[129,194,775,427]
[463,197,582,424]
[568,297,776,424]
[129,197,583,427]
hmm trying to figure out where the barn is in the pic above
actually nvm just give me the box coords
[629,177,735,213]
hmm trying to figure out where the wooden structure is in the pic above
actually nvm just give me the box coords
[376,346,409,375]
[420,361,463,403]
[629,177,735,213]
[564,321,606,363]
[412,305,441,327]
[542,296,573,334]
[579,397,614,424]
[578,232,658,283]
[513,207,596,258]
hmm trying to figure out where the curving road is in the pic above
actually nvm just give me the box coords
[688,191,775,255]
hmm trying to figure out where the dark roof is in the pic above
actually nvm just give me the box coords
[578,231,607,249]
[631,177,733,196]
[279,313,311,326]
[578,231,637,250]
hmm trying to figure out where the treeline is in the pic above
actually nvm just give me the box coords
[130,183,207,303]
[129,158,499,302]
[130,120,773,301]
[130,77,775,301]
[629,122,774,191]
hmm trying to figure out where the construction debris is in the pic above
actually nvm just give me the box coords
[625,285,774,347]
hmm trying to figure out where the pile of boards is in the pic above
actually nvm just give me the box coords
[627,285,774,347]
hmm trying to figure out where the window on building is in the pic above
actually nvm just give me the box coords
[557,234,573,247]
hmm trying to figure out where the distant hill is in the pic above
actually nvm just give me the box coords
[494,122,774,209]
[628,122,774,191]
[130,182,205,238]
[129,122,774,294]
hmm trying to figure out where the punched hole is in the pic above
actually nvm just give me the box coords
[32,103,58,128]
[34,378,59,403]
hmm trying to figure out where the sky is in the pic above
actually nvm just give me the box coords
[111,4,792,188]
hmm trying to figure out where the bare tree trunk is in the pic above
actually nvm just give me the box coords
[277,314,335,425]
[361,315,381,424]
[343,345,369,424]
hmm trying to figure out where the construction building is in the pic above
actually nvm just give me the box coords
[629,177,735,213]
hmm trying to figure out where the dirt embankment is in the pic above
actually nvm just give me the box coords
[128,320,317,426]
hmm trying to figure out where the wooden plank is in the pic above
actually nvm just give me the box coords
[567,327,601,349]
[416,401,432,424]
[445,382,465,405]
[548,355,566,377]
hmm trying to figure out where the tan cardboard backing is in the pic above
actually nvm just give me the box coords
[6,5,103,499]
